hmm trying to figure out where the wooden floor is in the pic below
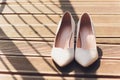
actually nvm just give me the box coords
[0,0,120,80]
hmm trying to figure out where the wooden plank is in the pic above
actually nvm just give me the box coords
[34,15,120,24]
[34,0,120,1]
[0,74,119,80]
[96,38,120,44]
[1,14,120,25]
[41,0,120,1]
[1,14,120,28]
[34,1,120,5]
[0,40,120,58]
[0,56,120,77]
[0,25,56,38]
[1,1,120,5]
[1,0,120,3]
[1,37,120,44]
[0,40,52,56]
[0,25,120,38]
[1,4,120,14]
[0,14,120,37]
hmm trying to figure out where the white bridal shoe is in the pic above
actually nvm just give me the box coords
[51,11,75,67]
[75,13,98,67]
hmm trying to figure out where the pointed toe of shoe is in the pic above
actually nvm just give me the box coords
[75,48,98,67]
[51,48,74,67]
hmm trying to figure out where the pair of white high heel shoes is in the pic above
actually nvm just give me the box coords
[51,11,98,67]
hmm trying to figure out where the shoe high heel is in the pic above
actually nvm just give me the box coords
[75,13,98,67]
[51,11,75,67]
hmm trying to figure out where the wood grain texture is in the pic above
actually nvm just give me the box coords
[0,4,120,14]
[0,25,120,38]
[0,14,120,38]
[1,15,120,25]
[1,2,120,5]
[0,74,119,80]
[0,41,119,58]
[0,0,120,79]
[1,0,120,3]
[0,56,120,77]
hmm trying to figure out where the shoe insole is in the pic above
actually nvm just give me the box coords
[55,24,73,49]
[80,25,96,49]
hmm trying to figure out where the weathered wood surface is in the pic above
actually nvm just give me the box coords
[0,14,120,37]
[0,4,120,14]
[0,25,120,38]
[0,0,120,80]
[0,74,119,80]
[0,41,119,58]
[0,56,120,76]
[0,1,120,14]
